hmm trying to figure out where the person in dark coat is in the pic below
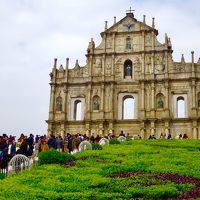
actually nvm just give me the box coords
[47,135,56,149]
[27,134,34,156]
[67,134,73,153]
[16,141,29,156]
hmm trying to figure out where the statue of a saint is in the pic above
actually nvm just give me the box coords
[93,98,100,110]
[56,97,62,111]
[157,98,164,108]
[126,64,132,76]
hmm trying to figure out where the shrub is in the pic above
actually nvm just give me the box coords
[38,150,75,165]
[0,172,5,180]
[92,143,103,150]
[109,139,120,144]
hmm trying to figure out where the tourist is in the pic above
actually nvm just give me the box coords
[90,135,95,143]
[183,133,188,139]
[9,140,16,158]
[72,135,81,153]
[56,136,63,152]
[95,135,101,144]
[40,139,49,151]
[67,134,73,153]
[119,130,125,137]
[47,135,56,149]
[27,134,34,156]
[167,133,172,139]
[16,140,29,156]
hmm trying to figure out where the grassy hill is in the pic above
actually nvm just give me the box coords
[1,140,200,199]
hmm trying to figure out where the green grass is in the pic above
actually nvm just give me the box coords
[1,140,200,199]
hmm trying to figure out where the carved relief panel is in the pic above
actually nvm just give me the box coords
[155,53,165,74]
[93,58,102,76]
[133,56,141,80]
[105,57,112,76]
[114,58,122,79]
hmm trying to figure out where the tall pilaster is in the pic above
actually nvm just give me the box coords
[140,82,145,118]
[164,51,169,79]
[100,83,105,119]
[164,81,170,117]
[63,87,68,120]
[151,82,155,118]
[192,120,198,139]
[86,84,92,120]
[49,85,55,120]
[191,51,195,78]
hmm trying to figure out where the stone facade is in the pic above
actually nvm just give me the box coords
[47,11,200,139]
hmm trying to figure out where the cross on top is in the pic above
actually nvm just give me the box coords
[126,6,135,14]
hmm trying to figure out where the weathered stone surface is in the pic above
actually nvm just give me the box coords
[47,10,200,139]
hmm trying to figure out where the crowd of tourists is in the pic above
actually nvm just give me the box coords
[0,131,189,172]
[148,132,188,140]
[0,132,118,171]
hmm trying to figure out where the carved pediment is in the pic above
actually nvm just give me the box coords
[104,15,153,34]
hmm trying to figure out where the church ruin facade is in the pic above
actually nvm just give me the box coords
[47,10,200,139]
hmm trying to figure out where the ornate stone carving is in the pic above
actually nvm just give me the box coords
[106,58,112,76]
[115,58,122,77]
[145,55,152,74]
[155,54,165,74]
[93,58,102,76]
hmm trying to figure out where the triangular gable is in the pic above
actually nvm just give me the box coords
[102,14,156,35]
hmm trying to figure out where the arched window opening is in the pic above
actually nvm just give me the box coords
[126,37,132,50]
[56,96,62,111]
[74,100,82,120]
[122,96,135,119]
[177,96,185,118]
[156,93,164,109]
[124,59,133,78]
[93,96,100,111]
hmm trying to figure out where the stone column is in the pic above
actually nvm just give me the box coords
[140,82,145,118]
[49,84,55,120]
[191,51,195,78]
[60,124,65,138]
[141,53,145,79]
[86,85,92,120]
[140,121,145,139]
[151,82,155,118]
[150,120,155,135]
[164,121,170,137]
[192,80,196,109]
[112,32,116,53]
[111,54,115,79]
[151,53,155,75]
[164,81,170,118]
[100,84,105,121]
[63,87,68,120]
[164,51,169,78]
[89,55,93,78]
[192,120,198,139]
[85,123,91,137]
[146,87,150,111]
[110,83,114,119]
[47,123,53,136]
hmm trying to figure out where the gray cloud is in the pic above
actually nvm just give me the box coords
[0,0,199,137]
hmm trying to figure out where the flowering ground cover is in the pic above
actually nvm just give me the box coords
[1,139,200,199]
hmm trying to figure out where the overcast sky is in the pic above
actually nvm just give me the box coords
[0,0,200,138]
